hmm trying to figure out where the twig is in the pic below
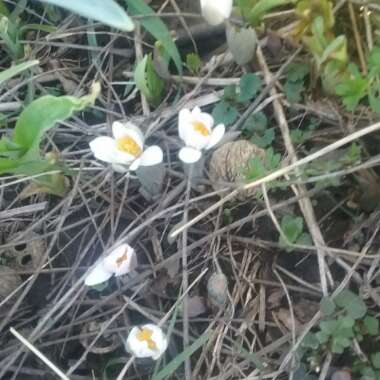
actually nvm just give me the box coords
[9,328,70,380]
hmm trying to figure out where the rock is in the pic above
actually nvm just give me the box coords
[207,272,228,309]
[331,370,351,380]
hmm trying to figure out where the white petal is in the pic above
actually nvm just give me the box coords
[126,324,168,360]
[198,112,214,129]
[200,0,232,25]
[206,124,225,149]
[84,262,113,286]
[139,146,163,167]
[89,136,118,163]
[129,158,141,171]
[178,108,192,141]
[112,121,145,150]
[103,244,137,277]
[179,147,202,163]
[90,136,135,165]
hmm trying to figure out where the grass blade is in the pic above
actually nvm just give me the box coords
[124,0,182,75]
[36,0,134,32]
[0,59,39,85]
[151,331,210,380]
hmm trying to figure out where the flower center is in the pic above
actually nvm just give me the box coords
[193,121,210,137]
[116,136,142,157]
[136,328,157,350]
[115,249,128,268]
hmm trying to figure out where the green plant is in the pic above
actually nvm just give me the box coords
[284,63,310,103]
[212,73,262,126]
[278,214,311,251]
[0,83,100,195]
[134,54,165,106]
[0,1,55,60]
[301,290,380,378]
[242,112,275,148]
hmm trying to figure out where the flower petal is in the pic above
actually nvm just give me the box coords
[129,158,141,171]
[178,108,192,141]
[112,121,145,150]
[179,147,202,163]
[126,324,168,360]
[139,146,163,167]
[200,0,232,25]
[103,244,137,277]
[206,124,225,149]
[84,262,113,286]
[90,136,135,165]
[89,136,118,163]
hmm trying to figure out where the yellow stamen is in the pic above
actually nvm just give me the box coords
[136,328,157,350]
[116,136,142,157]
[115,250,128,268]
[193,121,210,137]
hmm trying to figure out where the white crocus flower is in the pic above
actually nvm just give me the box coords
[85,244,137,286]
[126,324,168,360]
[178,107,225,164]
[200,0,233,26]
[89,121,163,173]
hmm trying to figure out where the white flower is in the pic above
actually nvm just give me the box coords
[200,0,233,26]
[85,244,137,286]
[89,121,163,172]
[178,107,225,163]
[126,324,168,360]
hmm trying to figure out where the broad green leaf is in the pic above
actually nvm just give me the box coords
[151,332,210,380]
[238,73,262,103]
[301,333,319,350]
[320,297,336,316]
[186,53,202,74]
[372,353,380,369]
[286,63,310,82]
[280,215,304,245]
[13,83,100,155]
[335,289,367,319]
[368,46,380,78]
[134,55,165,106]
[124,0,182,75]
[0,60,39,84]
[212,101,238,126]
[363,316,379,336]
[36,0,134,31]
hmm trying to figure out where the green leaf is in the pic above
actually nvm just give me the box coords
[369,85,380,114]
[36,0,134,31]
[238,73,262,103]
[320,298,336,316]
[212,101,238,126]
[284,81,305,103]
[243,112,268,134]
[249,0,296,26]
[335,64,369,111]
[335,289,367,319]
[0,60,39,85]
[280,215,304,245]
[363,316,379,336]
[134,55,165,106]
[124,0,182,75]
[13,83,100,156]
[186,53,202,74]
[151,332,210,380]
[372,353,380,369]
[226,25,257,66]
[301,333,319,350]
[251,128,275,148]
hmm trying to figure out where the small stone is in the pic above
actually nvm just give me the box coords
[207,272,228,309]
